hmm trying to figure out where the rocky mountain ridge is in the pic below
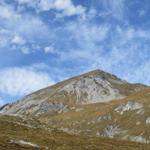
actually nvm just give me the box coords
[0,69,146,117]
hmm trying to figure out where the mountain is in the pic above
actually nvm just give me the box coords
[0,69,149,149]
[0,69,145,117]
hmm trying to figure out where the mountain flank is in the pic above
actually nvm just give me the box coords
[0,69,149,149]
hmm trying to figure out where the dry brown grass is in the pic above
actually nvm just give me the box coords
[39,88,150,142]
[0,115,150,150]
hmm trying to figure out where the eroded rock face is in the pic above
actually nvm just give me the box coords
[115,101,143,115]
[0,97,69,117]
[60,75,124,104]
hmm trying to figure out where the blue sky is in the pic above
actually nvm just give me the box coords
[0,0,150,105]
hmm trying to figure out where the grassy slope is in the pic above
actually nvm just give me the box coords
[0,115,150,150]
[40,88,150,141]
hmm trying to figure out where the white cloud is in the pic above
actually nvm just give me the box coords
[0,67,54,97]
[11,34,26,45]
[14,16,50,40]
[51,0,86,17]
[67,22,109,46]
[100,0,125,20]
[85,8,97,20]
[44,46,55,54]
[0,3,20,19]
[0,28,12,48]
[0,5,12,19]
[57,20,110,61]
[114,26,150,46]
[0,4,51,52]
[52,21,150,85]
[21,46,30,54]
[15,0,86,17]
[124,61,150,85]
[15,0,32,4]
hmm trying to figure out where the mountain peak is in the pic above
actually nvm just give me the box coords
[0,69,146,116]
[85,69,102,74]
[78,69,124,82]
[78,69,110,76]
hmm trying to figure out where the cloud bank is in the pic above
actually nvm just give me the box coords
[0,67,54,97]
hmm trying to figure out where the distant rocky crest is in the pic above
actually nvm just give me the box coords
[0,69,146,117]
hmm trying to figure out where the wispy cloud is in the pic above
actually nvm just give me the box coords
[11,34,26,45]
[49,22,150,85]
[15,0,86,17]
[0,66,54,97]
[0,97,5,106]
[0,2,51,53]
[97,0,126,20]
[0,3,20,19]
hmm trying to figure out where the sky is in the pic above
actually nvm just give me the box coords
[0,0,150,105]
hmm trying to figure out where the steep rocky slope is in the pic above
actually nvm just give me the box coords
[0,69,146,117]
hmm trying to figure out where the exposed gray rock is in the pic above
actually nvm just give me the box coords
[129,135,149,144]
[115,101,143,115]
[146,117,150,124]
[97,113,111,122]
[60,75,124,104]
[36,101,69,116]
[136,108,144,115]
[0,97,69,117]
[102,125,126,138]
[10,140,39,148]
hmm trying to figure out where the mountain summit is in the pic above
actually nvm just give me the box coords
[0,69,145,116]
